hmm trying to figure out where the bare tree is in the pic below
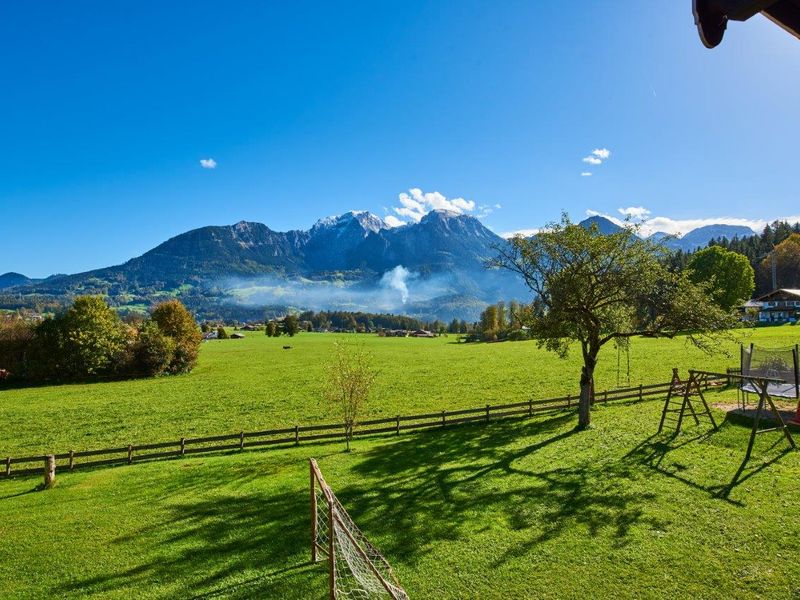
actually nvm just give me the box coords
[323,342,377,451]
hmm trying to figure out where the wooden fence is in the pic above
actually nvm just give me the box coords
[1,373,728,481]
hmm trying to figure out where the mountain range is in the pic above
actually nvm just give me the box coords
[0,212,760,320]
[582,215,755,252]
[1,210,525,321]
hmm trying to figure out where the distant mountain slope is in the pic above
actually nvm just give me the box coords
[579,215,624,235]
[8,210,522,320]
[0,272,34,289]
[656,224,755,252]
[2,210,763,320]
[577,216,756,252]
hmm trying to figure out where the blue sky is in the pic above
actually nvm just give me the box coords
[2,2,799,277]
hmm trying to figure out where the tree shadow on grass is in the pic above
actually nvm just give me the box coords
[625,413,795,506]
[55,478,326,599]
[333,413,662,568]
[52,413,668,597]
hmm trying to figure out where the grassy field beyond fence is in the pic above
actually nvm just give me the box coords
[1,326,797,457]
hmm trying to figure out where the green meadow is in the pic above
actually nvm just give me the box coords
[1,327,798,457]
[1,326,800,598]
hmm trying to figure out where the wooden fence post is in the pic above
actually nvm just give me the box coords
[68,450,74,471]
[528,399,533,416]
[4,457,10,477]
[441,410,446,427]
[295,425,300,446]
[639,384,643,401]
[240,431,245,450]
[127,445,133,465]
[567,394,571,408]
[44,455,56,489]
[485,404,490,423]
[180,437,186,456]
[396,415,400,435]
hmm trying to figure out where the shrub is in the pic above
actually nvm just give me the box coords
[217,326,229,340]
[150,300,202,374]
[27,296,130,382]
[134,320,176,376]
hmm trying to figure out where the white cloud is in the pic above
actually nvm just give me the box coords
[494,203,502,209]
[580,147,611,174]
[617,206,651,219]
[199,158,217,169]
[383,215,406,228]
[388,187,484,225]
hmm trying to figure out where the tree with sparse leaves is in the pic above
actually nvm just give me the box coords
[492,214,734,429]
[323,342,377,451]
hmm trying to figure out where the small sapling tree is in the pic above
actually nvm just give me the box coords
[323,342,377,451]
[492,214,734,430]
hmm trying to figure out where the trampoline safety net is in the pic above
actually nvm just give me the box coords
[741,344,799,399]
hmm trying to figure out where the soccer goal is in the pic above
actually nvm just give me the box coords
[310,459,408,600]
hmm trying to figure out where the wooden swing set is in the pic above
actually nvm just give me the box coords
[659,368,796,460]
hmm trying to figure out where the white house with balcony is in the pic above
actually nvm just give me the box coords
[750,289,800,324]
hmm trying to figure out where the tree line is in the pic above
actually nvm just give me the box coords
[296,310,426,332]
[0,297,201,384]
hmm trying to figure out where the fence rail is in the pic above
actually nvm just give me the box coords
[1,371,728,480]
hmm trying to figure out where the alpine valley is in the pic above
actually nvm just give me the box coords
[0,212,757,321]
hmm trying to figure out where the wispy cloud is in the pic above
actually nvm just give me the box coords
[581,172,593,177]
[389,187,495,225]
[582,156,602,165]
[199,158,217,169]
[592,148,610,160]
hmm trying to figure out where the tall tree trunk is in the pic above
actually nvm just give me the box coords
[578,342,598,430]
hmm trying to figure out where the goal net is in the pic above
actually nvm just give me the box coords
[310,459,408,600]
[741,344,799,399]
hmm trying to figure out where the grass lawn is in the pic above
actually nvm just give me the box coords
[1,326,798,457]
[2,326,800,598]
[1,395,800,599]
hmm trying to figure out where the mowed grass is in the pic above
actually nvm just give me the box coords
[2,395,800,599]
[1,326,798,457]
